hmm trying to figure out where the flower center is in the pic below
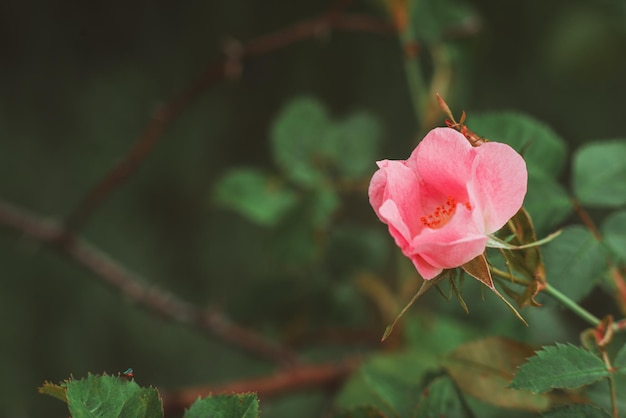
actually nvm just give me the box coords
[420,196,472,229]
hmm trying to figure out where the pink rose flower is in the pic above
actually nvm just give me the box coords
[369,127,527,280]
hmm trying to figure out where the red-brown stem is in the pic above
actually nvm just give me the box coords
[0,199,298,366]
[64,8,396,234]
[611,266,626,315]
[161,357,361,417]
[571,197,602,241]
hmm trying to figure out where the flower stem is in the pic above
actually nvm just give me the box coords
[543,283,601,327]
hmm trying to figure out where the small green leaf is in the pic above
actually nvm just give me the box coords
[443,337,549,411]
[325,112,381,179]
[510,343,610,393]
[602,210,626,262]
[184,393,259,418]
[536,226,605,307]
[540,404,610,418]
[213,168,298,226]
[573,139,626,207]
[414,375,467,418]
[271,97,331,187]
[468,112,567,178]
[66,374,163,418]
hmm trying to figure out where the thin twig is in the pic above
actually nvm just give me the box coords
[161,356,361,416]
[0,199,298,366]
[571,197,602,241]
[64,9,396,233]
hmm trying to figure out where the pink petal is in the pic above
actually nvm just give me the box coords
[409,128,475,202]
[410,255,444,280]
[471,142,528,232]
[378,200,411,250]
[410,203,488,270]
[368,159,423,237]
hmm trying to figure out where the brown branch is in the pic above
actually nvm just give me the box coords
[161,356,361,417]
[64,9,396,234]
[0,199,298,366]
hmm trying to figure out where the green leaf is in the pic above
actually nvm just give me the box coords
[271,97,331,187]
[414,375,467,418]
[443,337,550,411]
[468,112,567,178]
[334,351,432,418]
[540,404,610,418]
[325,112,381,179]
[213,168,298,226]
[66,374,163,418]
[573,139,626,207]
[408,0,477,44]
[510,343,610,393]
[535,226,605,307]
[602,210,626,262]
[183,393,259,418]
[525,170,572,234]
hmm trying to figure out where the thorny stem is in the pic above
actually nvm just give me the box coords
[0,200,299,367]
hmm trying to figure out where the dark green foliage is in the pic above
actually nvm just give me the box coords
[413,376,467,418]
[573,140,626,207]
[536,226,605,307]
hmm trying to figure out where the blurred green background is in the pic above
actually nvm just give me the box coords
[2,0,626,416]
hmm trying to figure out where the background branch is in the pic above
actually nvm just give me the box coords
[161,357,361,417]
[0,199,299,367]
[64,7,395,233]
